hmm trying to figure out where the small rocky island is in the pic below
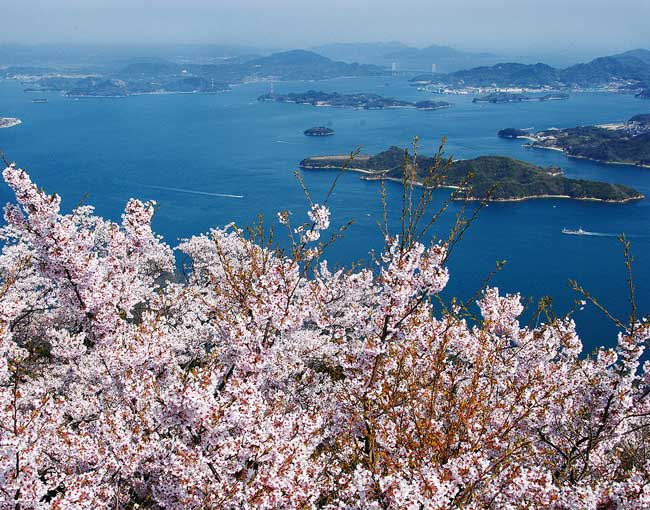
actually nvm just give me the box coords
[473,92,569,104]
[300,147,643,203]
[304,126,335,137]
[504,114,650,167]
[259,91,451,110]
[0,117,21,129]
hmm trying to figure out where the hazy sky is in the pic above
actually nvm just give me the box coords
[3,0,649,55]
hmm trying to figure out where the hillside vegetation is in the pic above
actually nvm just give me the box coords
[301,147,644,202]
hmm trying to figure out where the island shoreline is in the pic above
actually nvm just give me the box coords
[524,143,650,169]
[300,160,644,204]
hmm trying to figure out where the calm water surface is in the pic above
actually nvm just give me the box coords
[1,77,649,350]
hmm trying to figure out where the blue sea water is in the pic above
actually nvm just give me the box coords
[1,76,649,351]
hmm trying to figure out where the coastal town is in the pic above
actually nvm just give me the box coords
[498,114,650,167]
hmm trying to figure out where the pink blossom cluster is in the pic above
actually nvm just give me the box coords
[1,166,649,509]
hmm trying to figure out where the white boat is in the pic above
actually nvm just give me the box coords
[562,227,589,235]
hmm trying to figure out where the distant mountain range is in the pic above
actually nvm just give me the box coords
[5,46,650,96]
[412,49,650,89]
[311,42,500,73]
[5,50,383,97]
[111,50,382,83]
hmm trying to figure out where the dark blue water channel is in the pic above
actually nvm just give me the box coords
[1,76,649,350]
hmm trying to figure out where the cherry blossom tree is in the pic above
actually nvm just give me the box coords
[0,154,648,509]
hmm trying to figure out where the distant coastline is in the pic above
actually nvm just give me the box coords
[473,92,569,104]
[65,89,230,98]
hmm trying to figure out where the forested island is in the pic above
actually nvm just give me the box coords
[300,147,643,202]
[0,117,21,129]
[473,92,569,103]
[64,77,231,97]
[304,126,335,136]
[508,114,650,167]
[259,91,451,110]
[498,128,531,138]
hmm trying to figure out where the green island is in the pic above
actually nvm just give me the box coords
[258,91,452,110]
[304,127,335,137]
[64,77,230,97]
[473,92,569,104]
[299,147,643,203]
[509,114,650,167]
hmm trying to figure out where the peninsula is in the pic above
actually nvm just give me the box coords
[0,117,21,129]
[299,147,643,203]
[503,114,650,167]
[259,91,451,110]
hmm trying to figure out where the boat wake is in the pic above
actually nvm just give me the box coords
[140,184,244,199]
[576,231,617,237]
[562,228,619,237]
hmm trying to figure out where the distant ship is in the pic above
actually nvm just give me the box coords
[32,98,48,103]
[562,227,590,236]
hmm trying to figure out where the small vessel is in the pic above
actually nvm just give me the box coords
[562,227,589,235]
[32,98,48,103]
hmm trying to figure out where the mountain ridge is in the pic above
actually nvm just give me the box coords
[412,48,650,88]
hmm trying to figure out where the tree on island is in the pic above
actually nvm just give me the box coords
[0,143,648,509]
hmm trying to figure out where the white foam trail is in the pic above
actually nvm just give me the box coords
[582,232,617,237]
[144,184,243,199]
[275,140,292,144]
[564,230,619,237]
